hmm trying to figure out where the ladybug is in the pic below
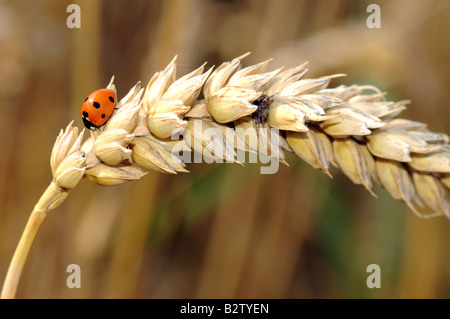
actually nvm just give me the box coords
[80,88,117,130]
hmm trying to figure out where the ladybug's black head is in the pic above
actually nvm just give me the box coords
[81,111,98,130]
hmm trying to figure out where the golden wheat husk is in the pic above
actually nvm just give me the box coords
[2,53,449,299]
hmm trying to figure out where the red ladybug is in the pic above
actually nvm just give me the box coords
[80,89,117,130]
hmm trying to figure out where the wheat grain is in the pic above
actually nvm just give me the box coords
[2,53,449,298]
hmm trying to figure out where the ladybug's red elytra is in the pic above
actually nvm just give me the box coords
[80,89,117,130]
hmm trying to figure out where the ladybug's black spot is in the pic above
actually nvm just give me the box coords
[109,96,115,103]
[82,111,89,118]
[101,114,106,118]
[93,101,101,109]
[84,97,88,102]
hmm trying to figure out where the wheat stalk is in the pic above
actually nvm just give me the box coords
[2,53,449,298]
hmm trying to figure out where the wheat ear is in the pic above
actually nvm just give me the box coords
[2,53,449,298]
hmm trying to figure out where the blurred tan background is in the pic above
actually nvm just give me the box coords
[0,0,449,298]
